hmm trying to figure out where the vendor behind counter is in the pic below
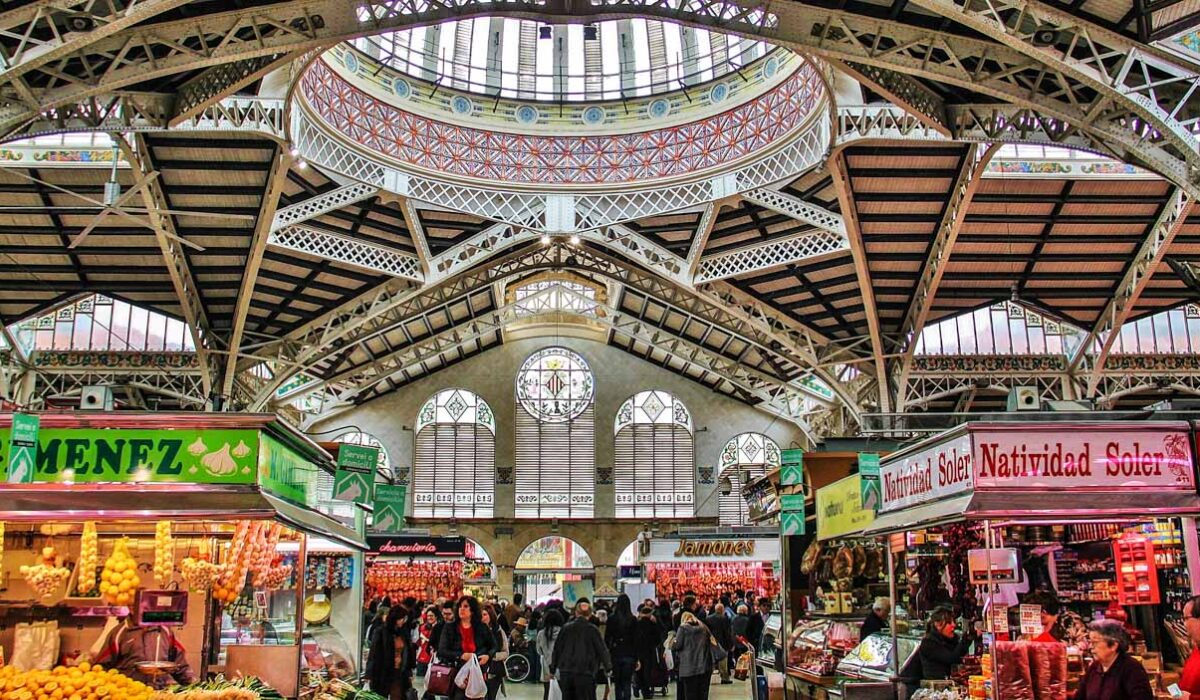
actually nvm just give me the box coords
[93,618,195,689]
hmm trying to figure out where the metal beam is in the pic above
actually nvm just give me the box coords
[171,52,308,125]
[829,152,889,412]
[400,198,434,277]
[123,134,215,397]
[894,143,999,409]
[268,224,425,281]
[834,61,951,136]
[740,188,847,236]
[686,203,720,280]
[694,229,849,283]
[221,148,291,399]
[271,181,381,232]
[1076,189,1195,395]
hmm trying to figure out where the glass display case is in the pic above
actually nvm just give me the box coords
[757,611,782,668]
[836,633,920,683]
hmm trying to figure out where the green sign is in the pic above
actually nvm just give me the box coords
[780,448,804,487]
[858,452,882,512]
[334,443,377,504]
[374,484,406,532]
[259,434,317,506]
[0,426,259,484]
[6,413,39,483]
[781,511,806,536]
[780,493,805,512]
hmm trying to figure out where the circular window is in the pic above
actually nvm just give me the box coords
[451,95,474,115]
[393,78,412,99]
[709,83,729,103]
[648,98,671,119]
[516,347,595,423]
[343,51,359,74]
[763,56,780,79]
[515,104,540,125]
[582,106,606,125]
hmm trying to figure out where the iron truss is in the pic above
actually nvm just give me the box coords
[0,0,1196,194]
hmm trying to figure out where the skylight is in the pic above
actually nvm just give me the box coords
[353,18,773,101]
[15,294,196,352]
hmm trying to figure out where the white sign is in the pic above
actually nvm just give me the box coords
[973,427,1194,490]
[1019,605,1042,636]
[880,433,973,513]
[968,548,1019,585]
[641,537,780,563]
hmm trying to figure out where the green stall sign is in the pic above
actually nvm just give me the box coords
[0,426,260,484]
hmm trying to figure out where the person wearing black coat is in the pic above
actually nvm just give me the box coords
[366,604,416,700]
[438,597,499,700]
[730,605,751,658]
[654,600,672,634]
[606,595,639,700]
[900,608,975,697]
[632,606,665,700]
[705,604,734,684]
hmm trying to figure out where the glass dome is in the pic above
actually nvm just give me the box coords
[351,18,775,102]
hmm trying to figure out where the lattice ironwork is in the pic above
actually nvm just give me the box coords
[694,229,849,283]
[172,55,292,123]
[32,367,209,408]
[741,188,846,235]
[269,225,425,281]
[836,105,948,145]
[272,182,381,232]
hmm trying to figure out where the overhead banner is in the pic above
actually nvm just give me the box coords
[333,443,378,504]
[0,426,259,485]
[374,484,406,532]
[368,535,466,557]
[816,475,876,540]
[880,433,974,513]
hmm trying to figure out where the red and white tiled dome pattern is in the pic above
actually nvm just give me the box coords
[299,58,825,186]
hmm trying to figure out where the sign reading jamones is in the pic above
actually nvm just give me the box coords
[879,424,1196,513]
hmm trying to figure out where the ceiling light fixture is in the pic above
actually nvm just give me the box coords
[569,235,580,245]
[541,235,551,245]
[298,160,308,169]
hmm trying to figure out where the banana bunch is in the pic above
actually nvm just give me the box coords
[154,520,175,586]
[76,521,99,595]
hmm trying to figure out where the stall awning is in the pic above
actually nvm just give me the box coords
[264,492,366,551]
[863,490,1200,536]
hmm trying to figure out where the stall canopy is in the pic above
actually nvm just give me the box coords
[864,421,1200,536]
[0,412,366,549]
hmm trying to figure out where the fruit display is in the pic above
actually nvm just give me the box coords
[99,537,141,606]
[306,554,354,590]
[0,661,157,700]
[365,560,462,602]
[306,678,385,700]
[181,540,220,592]
[154,520,175,586]
[76,521,99,595]
[19,546,71,598]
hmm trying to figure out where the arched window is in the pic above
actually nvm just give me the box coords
[413,389,496,518]
[614,390,694,518]
[515,347,595,518]
[717,433,780,526]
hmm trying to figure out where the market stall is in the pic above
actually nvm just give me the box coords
[785,474,892,697]
[0,412,370,700]
[863,420,1200,700]
[364,534,471,605]
[639,532,781,603]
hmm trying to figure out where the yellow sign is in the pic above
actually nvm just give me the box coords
[816,475,876,540]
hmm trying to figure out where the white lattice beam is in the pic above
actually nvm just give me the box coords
[594,225,690,285]
[271,181,380,232]
[686,203,720,279]
[268,224,425,282]
[741,189,847,236]
[1075,189,1195,395]
[894,143,998,409]
[400,198,434,277]
[694,229,850,283]
[222,149,292,398]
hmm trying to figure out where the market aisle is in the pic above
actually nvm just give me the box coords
[416,677,752,700]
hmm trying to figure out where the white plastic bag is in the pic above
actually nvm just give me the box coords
[11,621,59,671]
[548,678,563,700]
[456,655,488,699]
[663,647,674,672]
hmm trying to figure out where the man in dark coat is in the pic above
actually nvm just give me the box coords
[706,604,735,684]
[551,601,613,700]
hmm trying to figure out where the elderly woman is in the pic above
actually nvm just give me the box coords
[1073,620,1153,700]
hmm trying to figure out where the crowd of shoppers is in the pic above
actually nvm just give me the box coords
[364,590,772,700]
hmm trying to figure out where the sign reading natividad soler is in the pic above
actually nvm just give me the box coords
[879,425,1195,513]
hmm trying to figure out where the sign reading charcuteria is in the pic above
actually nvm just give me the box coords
[0,426,261,485]
[879,423,1196,513]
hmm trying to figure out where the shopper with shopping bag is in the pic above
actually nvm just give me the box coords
[438,596,498,700]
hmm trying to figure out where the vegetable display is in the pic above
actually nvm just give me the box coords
[155,520,176,587]
[20,546,71,598]
[76,522,99,595]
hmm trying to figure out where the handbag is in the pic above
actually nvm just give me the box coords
[427,663,455,696]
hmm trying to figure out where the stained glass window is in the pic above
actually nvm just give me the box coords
[515,347,595,518]
[614,391,694,518]
[413,389,496,518]
[717,432,780,526]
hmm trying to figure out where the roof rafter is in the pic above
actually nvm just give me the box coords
[686,203,720,279]
[271,181,381,232]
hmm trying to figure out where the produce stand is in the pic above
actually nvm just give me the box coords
[0,412,369,700]
[638,532,781,603]
[861,420,1200,700]
[784,474,900,700]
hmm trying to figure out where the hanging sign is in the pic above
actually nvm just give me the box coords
[817,475,876,540]
[880,433,974,513]
[781,512,806,536]
[0,426,259,485]
[779,493,805,512]
[374,484,406,532]
[967,548,1019,585]
[333,443,377,503]
[858,452,882,511]
[6,413,39,483]
[1019,605,1042,636]
[643,537,779,562]
[368,535,466,557]
[781,448,804,487]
